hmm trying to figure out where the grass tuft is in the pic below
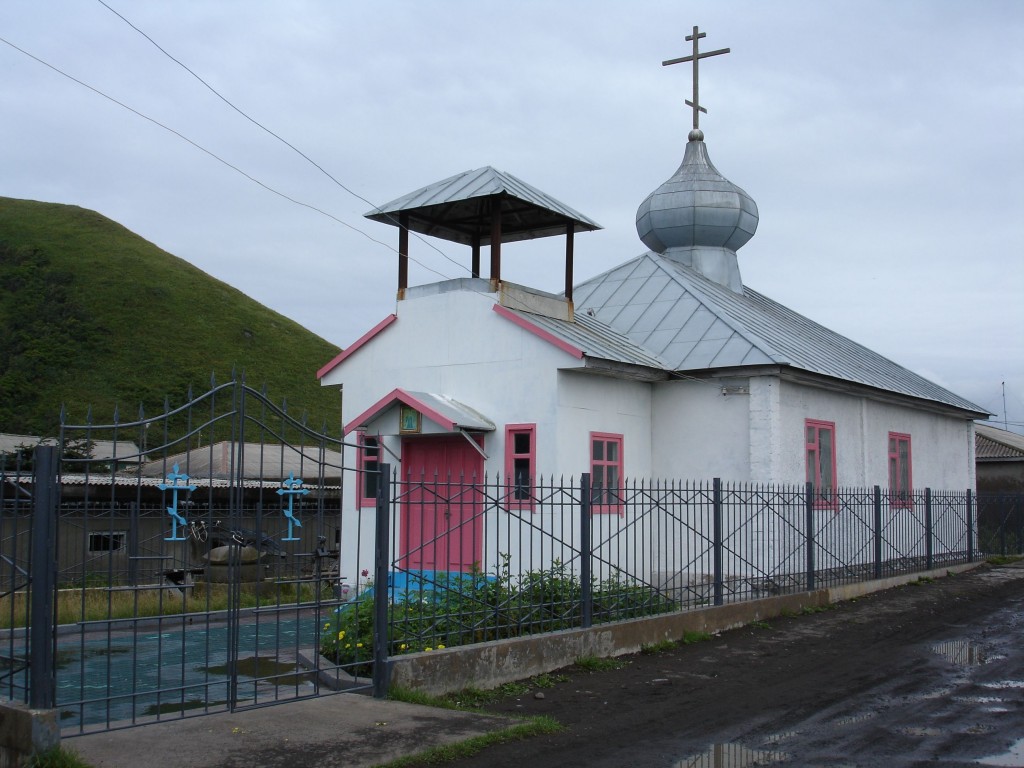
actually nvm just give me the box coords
[26,747,92,768]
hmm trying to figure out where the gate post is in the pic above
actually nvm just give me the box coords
[966,489,974,562]
[873,486,883,579]
[924,488,933,571]
[713,478,723,606]
[30,446,58,710]
[579,474,592,629]
[372,463,391,699]
[805,482,815,592]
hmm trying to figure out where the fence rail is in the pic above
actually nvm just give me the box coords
[336,471,1017,662]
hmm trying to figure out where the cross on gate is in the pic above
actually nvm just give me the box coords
[276,471,309,541]
[158,464,197,541]
[662,25,731,131]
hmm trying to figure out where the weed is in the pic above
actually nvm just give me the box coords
[679,630,712,644]
[574,655,626,672]
[498,681,532,697]
[750,620,771,629]
[25,747,91,768]
[986,555,1022,566]
[640,639,677,655]
[532,672,568,688]
[377,717,563,767]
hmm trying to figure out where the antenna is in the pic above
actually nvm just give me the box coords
[1003,381,1009,431]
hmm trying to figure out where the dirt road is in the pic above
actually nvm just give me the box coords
[436,562,1024,768]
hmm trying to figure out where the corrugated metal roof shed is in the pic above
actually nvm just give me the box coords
[976,423,1024,460]
[139,441,344,481]
[365,166,601,245]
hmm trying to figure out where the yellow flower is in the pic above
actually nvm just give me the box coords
[323,624,330,630]
[437,644,445,650]
[399,643,407,651]
[337,630,345,641]
[345,643,351,649]
[424,647,433,652]
[356,642,363,648]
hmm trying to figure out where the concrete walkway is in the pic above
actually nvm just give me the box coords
[67,693,515,768]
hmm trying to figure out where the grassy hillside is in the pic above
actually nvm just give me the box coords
[0,197,342,436]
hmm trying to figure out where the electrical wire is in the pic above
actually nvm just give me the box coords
[0,33,453,286]
[95,0,481,282]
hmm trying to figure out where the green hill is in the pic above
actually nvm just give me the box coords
[0,197,342,436]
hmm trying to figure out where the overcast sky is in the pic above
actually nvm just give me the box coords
[2,1,1022,431]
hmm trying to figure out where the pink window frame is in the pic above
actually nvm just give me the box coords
[805,419,837,510]
[504,424,536,511]
[590,432,624,515]
[888,432,913,509]
[356,431,381,509]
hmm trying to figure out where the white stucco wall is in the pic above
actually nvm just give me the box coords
[649,378,751,481]
[773,379,975,491]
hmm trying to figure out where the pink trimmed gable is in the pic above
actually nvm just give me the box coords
[343,388,458,436]
[316,314,397,380]
[491,305,583,359]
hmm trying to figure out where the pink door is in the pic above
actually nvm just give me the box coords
[400,436,483,573]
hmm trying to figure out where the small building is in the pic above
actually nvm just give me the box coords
[975,424,1024,494]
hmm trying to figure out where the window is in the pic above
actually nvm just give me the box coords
[805,420,836,509]
[88,531,125,553]
[356,432,381,508]
[504,424,536,509]
[590,432,623,513]
[888,432,912,508]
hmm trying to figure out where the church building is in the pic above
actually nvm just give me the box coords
[317,29,986,579]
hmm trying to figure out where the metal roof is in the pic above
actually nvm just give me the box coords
[976,424,1024,460]
[138,441,344,481]
[364,166,602,245]
[501,307,668,375]
[345,388,495,435]
[573,252,987,415]
[0,433,143,463]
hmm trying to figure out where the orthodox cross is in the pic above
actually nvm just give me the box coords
[662,26,730,130]
[276,472,309,541]
[158,464,196,541]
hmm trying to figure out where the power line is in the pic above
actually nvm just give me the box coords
[0,33,453,286]
[95,0,472,281]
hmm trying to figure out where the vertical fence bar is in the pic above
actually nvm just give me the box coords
[925,488,933,570]
[966,489,974,562]
[580,473,592,629]
[873,485,883,579]
[805,482,815,591]
[373,463,391,698]
[30,445,58,710]
[713,478,723,606]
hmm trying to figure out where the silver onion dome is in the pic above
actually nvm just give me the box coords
[635,129,758,292]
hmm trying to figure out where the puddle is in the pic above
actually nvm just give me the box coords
[978,736,1024,767]
[761,732,799,746]
[898,726,943,737]
[833,712,877,726]
[981,680,1024,690]
[675,743,787,767]
[930,639,989,666]
[201,656,312,687]
[952,695,1006,705]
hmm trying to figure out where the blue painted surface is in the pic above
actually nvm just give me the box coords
[343,569,495,608]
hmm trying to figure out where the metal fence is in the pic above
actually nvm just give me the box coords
[0,379,361,736]
[371,469,1007,656]
[3,387,1022,734]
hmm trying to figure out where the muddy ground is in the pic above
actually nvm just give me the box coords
[433,562,1024,768]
